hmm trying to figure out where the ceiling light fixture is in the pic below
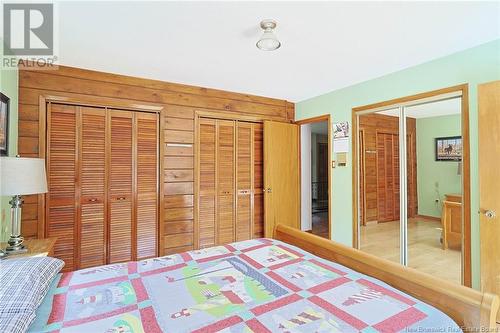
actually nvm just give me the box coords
[256,19,281,51]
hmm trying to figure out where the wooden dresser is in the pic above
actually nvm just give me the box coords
[441,193,462,249]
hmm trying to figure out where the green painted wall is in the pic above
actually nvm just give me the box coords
[296,39,500,289]
[0,40,19,242]
[416,114,461,218]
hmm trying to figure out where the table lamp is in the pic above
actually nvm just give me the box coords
[0,156,48,254]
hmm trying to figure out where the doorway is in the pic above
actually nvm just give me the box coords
[352,85,471,286]
[297,115,331,239]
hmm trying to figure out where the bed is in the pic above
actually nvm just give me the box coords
[2,224,498,332]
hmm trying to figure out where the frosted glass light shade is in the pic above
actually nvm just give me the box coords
[0,157,48,195]
[256,30,281,51]
[256,19,281,51]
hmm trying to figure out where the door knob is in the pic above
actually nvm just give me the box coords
[481,209,496,219]
[266,188,272,193]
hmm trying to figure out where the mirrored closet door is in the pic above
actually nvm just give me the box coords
[355,89,469,286]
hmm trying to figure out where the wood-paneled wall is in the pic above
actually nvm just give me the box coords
[17,64,293,255]
[358,113,417,224]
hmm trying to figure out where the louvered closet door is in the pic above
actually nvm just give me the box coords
[135,112,159,260]
[46,103,78,271]
[376,132,400,222]
[236,122,252,241]
[198,118,217,248]
[253,123,264,238]
[197,118,264,247]
[108,110,134,263]
[217,120,235,244]
[79,107,107,268]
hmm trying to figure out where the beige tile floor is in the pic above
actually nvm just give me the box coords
[360,218,462,284]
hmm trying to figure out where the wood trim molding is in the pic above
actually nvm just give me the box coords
[274,224,499,330]
[295,114,330,125]
[40,93,163,113]
[195,109,272,123]
[351,83,472,287]
[19,63,288,108]
[415,214,442,222]
[295,114,332,240]
[352,84,468,112]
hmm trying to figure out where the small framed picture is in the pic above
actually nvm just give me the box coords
[0,92,9,156]
[435,136,462,161]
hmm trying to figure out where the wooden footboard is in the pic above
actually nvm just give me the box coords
[274,224,499,330]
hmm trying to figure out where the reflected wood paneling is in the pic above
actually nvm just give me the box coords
[358,114,417,224]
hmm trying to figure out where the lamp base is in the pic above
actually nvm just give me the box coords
[5,247,28,254]
[6,195,28,254]
[5,237,27,254]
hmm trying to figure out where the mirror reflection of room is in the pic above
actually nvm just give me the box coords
[358,97,463,284]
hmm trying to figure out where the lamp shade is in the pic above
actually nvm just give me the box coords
[0,157,48,195]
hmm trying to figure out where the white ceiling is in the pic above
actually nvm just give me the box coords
[378,97,461,118]
[56,1,500,102]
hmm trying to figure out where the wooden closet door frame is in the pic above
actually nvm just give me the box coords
[194,110,265,249]
[351,84,471,287]
[359,129,366,226]
[295,114,332,240]
[38,94,163,261]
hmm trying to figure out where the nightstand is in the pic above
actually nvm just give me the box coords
[0,238,57,258]
[441,194,462,250]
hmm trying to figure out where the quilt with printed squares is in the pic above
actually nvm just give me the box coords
[29,239,460,332]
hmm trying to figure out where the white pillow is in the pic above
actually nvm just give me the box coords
[0,312,35,333]
[0,257,64,315]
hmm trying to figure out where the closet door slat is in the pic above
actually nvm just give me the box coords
[236,122,252,241]
[108,110,134,263]
[393,134,400,220]
[217,120,235,245]
[253,123,264,238]
[46,103,78,271]
[198,118,217,248]
[79,107,107,268]
[136,112,159,259]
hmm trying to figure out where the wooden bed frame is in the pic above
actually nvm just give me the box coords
[274,224,499,330]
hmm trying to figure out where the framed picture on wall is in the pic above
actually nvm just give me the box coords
[0,92,9,156]
[435,136,462,161]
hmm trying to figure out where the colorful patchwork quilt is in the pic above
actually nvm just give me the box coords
[29,239,460,332]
